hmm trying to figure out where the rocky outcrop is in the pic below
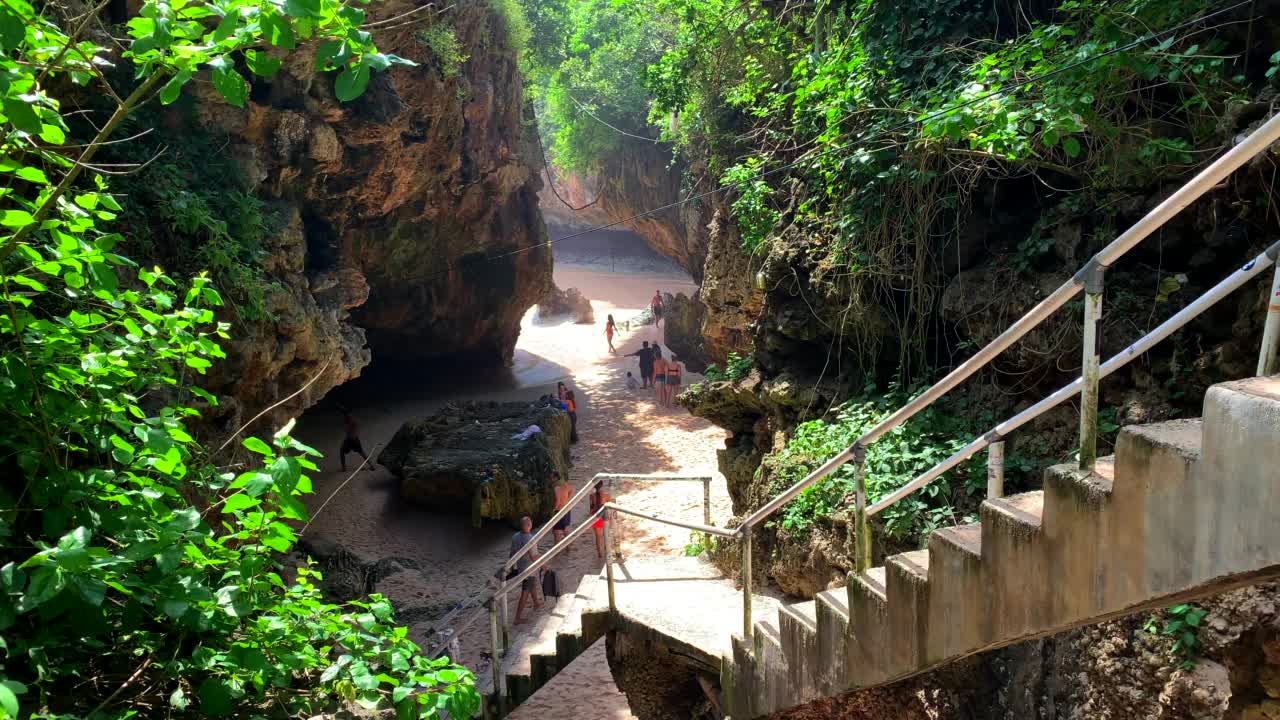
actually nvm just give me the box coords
[662,292,708,373]
[539,146,710,280]
[536,285,595,324]
[177,2,551,437]
[378,400,571,525]
[698,206,763,366]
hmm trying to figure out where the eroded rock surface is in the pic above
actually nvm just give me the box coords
[378,400,571,525]
[182,1,551,437]
[536,285,595,325]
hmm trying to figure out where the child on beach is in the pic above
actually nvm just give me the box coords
[626,372,639,390]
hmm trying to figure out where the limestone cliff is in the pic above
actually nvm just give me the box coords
[131,2,552,437]
[539,144,709,281]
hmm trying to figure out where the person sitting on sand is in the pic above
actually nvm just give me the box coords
[605,314,618,354]
[551,472,571,544]
[510,516,542,624]
[589,482,610,560]
[625,372,639,391]
[338,407,374,473]
[651,345,668,405]
[627,341,654,388]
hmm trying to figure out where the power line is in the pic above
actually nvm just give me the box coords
[567,93,661,143]
[436,0,1255,278]
[536,126,602,212]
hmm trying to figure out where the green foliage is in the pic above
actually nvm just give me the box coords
[702,352,754,382]
[766,383,1014,542]
[490,0,531,65]
[0,0,477,716]
[722,160,779,253]
[416,23,469,79]
[1144,603,1208,669]
[683,531,717,557]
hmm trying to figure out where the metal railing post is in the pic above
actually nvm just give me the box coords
[741,526,753,638]
[603,516,617,612]
[1078,262,1107,470]
[987,438,1005,500]
[499,592,508,647]
[852,443,871,575]
[702,478,712,526]
[1258,255,1280,377]
[488,599,504,717]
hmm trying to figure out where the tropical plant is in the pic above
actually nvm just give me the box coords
[0,0,477,716]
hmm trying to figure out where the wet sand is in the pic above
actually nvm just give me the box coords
[294,250,726,712]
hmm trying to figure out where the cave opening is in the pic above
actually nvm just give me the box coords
[302,209,339,273]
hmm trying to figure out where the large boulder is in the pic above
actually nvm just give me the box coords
[378,400,571,526]
[535,284,595,324]
[661,291,707,372]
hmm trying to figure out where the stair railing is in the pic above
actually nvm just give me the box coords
[727,111,1280,637]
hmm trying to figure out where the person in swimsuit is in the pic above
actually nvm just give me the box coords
[338,407,373,472]
[551,472,571,544]
[651,290,664,328]
[557,381,568,405]
[651,345,667,406]
[565,391,579,443]
[605,314,617,354]
[665,356,683,407]
[589,482,610,560]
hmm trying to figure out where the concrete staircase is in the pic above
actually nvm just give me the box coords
[725,376,1280,717]
[479,569,611,715]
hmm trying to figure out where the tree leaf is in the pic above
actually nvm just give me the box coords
[244,50,282,77]
[1062,136,1082,159]
[283,0,321,19]
[0,682,17,719]
[242,437,272,456]
[0,3,24,52]
[221,493,259,513]
[198,679,232,716]
[209,57,248,108]
[334,62,370,102]
[2,96,40,134]
[159,70,191,105]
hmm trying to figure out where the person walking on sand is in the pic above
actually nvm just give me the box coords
[651,290,664,329]
[565,390,579,443]
[627,341,654,388]
[605,314,618,354]
[338,407,374,472]
[509,516,542,624]
[551,472,571,544]
[665,355,683,407]
[589,482,610,560]
[652,345,668,406]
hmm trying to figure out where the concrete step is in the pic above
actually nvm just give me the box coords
[884,549,929,673]
[526,587,578,691]
[777,600,819,705]
[554,571,600,664]
[752,617,789,713]
[847,567,888,687]
[982,492,1048,642]
[924,524,983,664]
[814,589,849,696]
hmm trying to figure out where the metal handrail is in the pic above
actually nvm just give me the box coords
[737,111,1280,532]
[506,473,713,571]
[867,239,1280,516]
[604,502,735,537]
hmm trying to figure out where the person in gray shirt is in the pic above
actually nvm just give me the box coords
[510,515,542,624]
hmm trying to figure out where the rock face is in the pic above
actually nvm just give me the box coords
[535,285,595,324]
[661,291,708,373]
[183,2,551,436]
[539,145,709,281]
[378,400,571,525]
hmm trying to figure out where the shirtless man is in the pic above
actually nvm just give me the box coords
[338,407,373,472]
[550,472,571,544]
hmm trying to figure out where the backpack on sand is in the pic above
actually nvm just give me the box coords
[541,569,560,598]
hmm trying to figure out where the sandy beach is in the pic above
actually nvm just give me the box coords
[294,243,725,715]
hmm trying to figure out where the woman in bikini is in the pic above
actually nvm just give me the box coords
[565,390,579,443]
[589,481,610,560]
[605,314,617,354]
[651,345,668,407]
[664,356,682,407]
